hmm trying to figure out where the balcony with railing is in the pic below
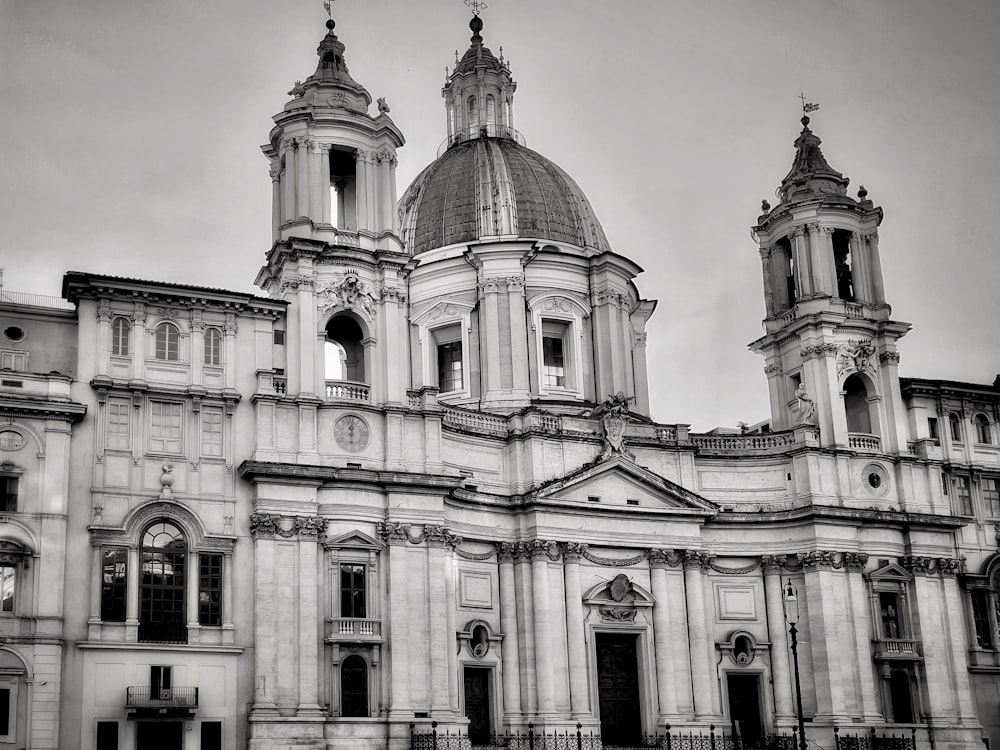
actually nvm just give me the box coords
[849,432,882,452]
[873,638,921,660]
[126,686,199,717]
[326,617,382,643]
[324,380,371,402]
[437,123,527,157]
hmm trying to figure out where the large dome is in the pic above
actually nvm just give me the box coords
[398,135,611,256]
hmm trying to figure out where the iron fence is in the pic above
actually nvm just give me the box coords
[834,727,917,750]
[411,722,797,750]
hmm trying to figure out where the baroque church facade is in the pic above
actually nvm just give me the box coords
[0,9,999,750]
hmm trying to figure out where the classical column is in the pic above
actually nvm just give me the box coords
[940,561,978,720]
[309,140,323,222]
[283,140,297,222]
[761,555,794,722]
[89,546,102,623]
[131,302,147,373]
[806,223,825,295]
[222,551,234,629]
[848,233,869,303]
[800,552,850,719]
[683,551,715,719]
[319,144,332,226]
[866,232,886,304]
[515,545,537,714]
[296,272,316,396]
[427,528,452,713]
[530,540,557,716]
[649,550,680,721]
[445,542,459,712]
[297,521,324,715]
[270,164,282,240]
[562,543,589,718]
[378,152,393,233]
[792,226,812,297]
[251,520,279,714]
[844,553,880,720]
[353,149,367,231]
[224,313,237,391]
[334,179,347,231]
[96,301,112,377]
[760,247,775,317]
[498,544,523,722]
[296,138,309,220]
[382,523,412,715]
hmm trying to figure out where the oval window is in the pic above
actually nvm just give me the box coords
[3,326,24,342]
[0,430,24,451]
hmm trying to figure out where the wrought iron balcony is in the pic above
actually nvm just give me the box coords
[324,379,370,402]
[326,617,382,642]
[126,686,199,717]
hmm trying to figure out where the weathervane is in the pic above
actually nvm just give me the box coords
[799,91,820,115]
[464,0,488,16]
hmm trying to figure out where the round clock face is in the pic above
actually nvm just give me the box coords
[334,414,370,453]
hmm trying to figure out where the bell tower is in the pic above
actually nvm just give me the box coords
[255,13,410,406]
[750,111,911,452]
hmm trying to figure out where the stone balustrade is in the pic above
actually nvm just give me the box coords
[849,432,882,452]
[324,379,371,402]
[326,617,382,642]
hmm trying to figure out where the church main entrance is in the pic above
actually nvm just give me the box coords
[596,633,641,746]
[464,667,492,745]
[726,674,763,745]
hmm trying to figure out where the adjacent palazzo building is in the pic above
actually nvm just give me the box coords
[0,8,998,750]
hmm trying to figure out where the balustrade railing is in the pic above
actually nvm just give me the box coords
[327,617,382,640]
[437,123,527,157]
[325,379,371,402]
[126,686,199,709]
[690,432,795,452]
[848,433,882,452]
[875,638,918,657]
[442,407,508,437]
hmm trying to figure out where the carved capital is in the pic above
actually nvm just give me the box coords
[562,542,588,562]
[294,515,328,539]
[843,551,869,571]
[376,521,412,546]
[880,351,901,366]
[649,548,683,569]
[224,312,238,336]
[132,302,146,325]
[97,299,113,322]
[760,554,784,574]
[528,539,560,561]
[496,541,518,563]
[798,550,836,570]
[249,512,279,539]
[682,550,714,570]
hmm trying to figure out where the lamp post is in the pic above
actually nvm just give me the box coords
[784,579,808,750]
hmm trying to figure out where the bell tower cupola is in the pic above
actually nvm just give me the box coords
[442,13,517,146]
[262,13,405,250]
[750,108,911,453]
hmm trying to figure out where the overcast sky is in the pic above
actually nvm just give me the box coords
[2,0,998,430]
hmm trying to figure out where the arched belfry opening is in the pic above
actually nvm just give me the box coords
[329,146,358,231]
[844,373,877,436]
[325,314,366,384]
[832,228,855,301]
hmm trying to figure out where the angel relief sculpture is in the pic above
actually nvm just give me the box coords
[316,273,377,319]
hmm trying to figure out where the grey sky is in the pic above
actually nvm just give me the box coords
[2,0,998,430]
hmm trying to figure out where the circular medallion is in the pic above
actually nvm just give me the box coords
[0,430,24,451]
[334,414,370,453]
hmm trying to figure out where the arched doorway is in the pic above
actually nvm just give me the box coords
[325,314,366,383]
[340,655,368,717]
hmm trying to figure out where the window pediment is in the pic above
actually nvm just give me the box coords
[325,530,384,551]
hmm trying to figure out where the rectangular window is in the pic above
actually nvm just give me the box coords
[273,330,286,345]
[201,722,222,750]
[972,590,994,648]
[101,547,127,622]
[542,320,569,388]
[0,567,14,613]
[986,478,1000,519]
[954,475,973,516]
[201,406,224,458]
[111,318,130,357]
[878,591,903,639]
[149,401,183,454]
[204,329,222,367]
[198,553,223,626]
[107,399,130,450]
[0,477,16,513]
[96,721,119,750]
[340,563,366,618]
[437,341,463,393]
[927,417,939,444]
[0,351,27,372]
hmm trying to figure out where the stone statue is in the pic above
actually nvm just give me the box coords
[794,383,817,425]
[159,463,174,497]
[377,97,391,114]
[287,80,305,98]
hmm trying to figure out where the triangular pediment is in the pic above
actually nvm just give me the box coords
[324,530,384,550]
[869,562,911,582]
[532,456,717,515]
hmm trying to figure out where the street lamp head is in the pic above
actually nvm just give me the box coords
[784,578,799,624]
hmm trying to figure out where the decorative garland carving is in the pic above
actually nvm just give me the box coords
[454,547,496,561]
[581,548,646,567]
[901,556,964,577]
[800,343,839,359]
[648,549,683,568]
[250,512,327,540]
[316,272,377,319]
[798,550,870,571]
[708,559,761,575]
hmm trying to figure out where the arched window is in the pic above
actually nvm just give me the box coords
[950,413,963,442]
[340,655,368,717]
[974,414,993,444]
[325,315,365,383]
[154,323,180,362]
[204,328,222,367]
[843,374,873,434]
[325,341,347,381]
[486,95,496,128]
[111,317,130,357]
[139,521,187,643]
[467,96,479,135]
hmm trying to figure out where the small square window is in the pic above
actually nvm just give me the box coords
[273,330,286,345]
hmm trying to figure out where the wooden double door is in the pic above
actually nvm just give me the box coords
[596,633,641,746]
